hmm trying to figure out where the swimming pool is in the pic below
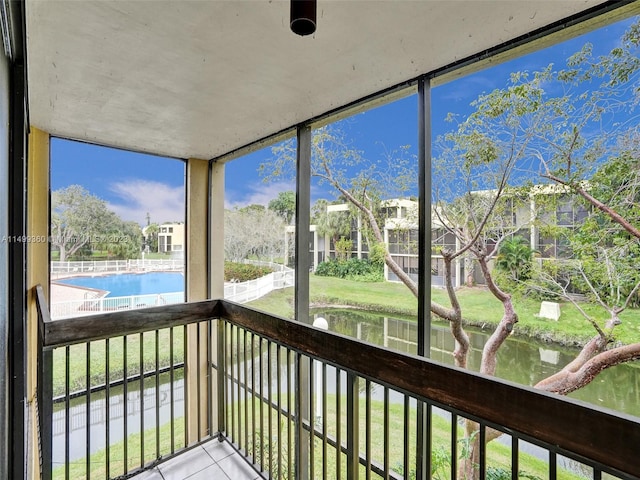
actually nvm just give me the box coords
[59,272,184,297]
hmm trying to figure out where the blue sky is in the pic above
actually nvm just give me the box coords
[51,16,635,226]
[51,138,186,225]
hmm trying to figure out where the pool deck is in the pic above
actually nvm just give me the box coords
[50,282,108,303]
[49,271,184,319]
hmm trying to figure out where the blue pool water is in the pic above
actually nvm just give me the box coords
[59,272,184,297]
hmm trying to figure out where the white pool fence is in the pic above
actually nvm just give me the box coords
[51,259,184,275]
[50,261,294,320]
[50,292,185,319]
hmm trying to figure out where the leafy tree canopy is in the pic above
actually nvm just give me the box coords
[268,191,296,224]
[52,185,139,261]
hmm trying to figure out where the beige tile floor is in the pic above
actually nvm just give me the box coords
[129,439,260,480]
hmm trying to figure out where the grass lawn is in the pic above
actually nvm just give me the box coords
[52,328,186,397]
[248,275,640,346]
[52,414,186,480]
[51,275,640,401]
[143,252,179,260]
[55,394,583,480]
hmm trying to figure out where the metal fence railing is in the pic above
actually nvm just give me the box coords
[50,292,185,320]
[51,259,184,275]
[51,264,293,320]
[37,288,217,480]
[218,301,640,480]
[36,289,640,480]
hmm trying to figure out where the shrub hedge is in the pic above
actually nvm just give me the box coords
[224,262,272,282]
[315,258,383,282]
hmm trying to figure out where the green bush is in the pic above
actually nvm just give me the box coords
[494,262,564,303]
[486,467,541,480]
[314,258,383,282]
[493,268,526,296]
[369,242,386,267]
[224,262,272,282]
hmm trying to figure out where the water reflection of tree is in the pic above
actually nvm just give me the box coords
[314,308,640,417]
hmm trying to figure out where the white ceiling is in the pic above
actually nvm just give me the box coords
[25,0,624,160]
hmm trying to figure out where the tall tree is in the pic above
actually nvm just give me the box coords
[268,191,296,224]
[432,21,640,475]
[144,223,159,252]
[316,209,351,248]
[51,185,121,261]
[530,145,640,394]
[99,220,143,259]
[224,206,286,263]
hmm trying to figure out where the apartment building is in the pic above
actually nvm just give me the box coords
[312,189,590,287]
[157,222,185,254]
[3,2,638,480]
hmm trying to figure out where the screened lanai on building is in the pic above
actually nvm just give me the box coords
[2,1,640,480]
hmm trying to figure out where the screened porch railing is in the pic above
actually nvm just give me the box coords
[35,285,640,480]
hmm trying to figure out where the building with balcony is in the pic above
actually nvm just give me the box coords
[308,189,585,288]
[1,2,639,480]
[158,222,185,254]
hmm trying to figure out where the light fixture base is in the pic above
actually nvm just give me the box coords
[290,0,317,36]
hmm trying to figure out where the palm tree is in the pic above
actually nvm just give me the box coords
[496,236,536,280]
[317,209,351,250]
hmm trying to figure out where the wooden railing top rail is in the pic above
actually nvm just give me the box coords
[35,284,221,348]
[34,285,640,478]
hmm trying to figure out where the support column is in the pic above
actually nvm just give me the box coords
[185,158,210,443]
[209,162,225,299]
[0,49,10,480]
[186,157,209,301]
[295,125,311,325]
[313,229,318,271]
[416,76,432,480]
[417,76,432,356]
[356,215,363,259]
[26,127,50,480]
[294,125,311,480]
[530,194,538,253]
[209,161,224,438]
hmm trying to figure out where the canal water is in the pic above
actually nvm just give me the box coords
[312,308,640,418]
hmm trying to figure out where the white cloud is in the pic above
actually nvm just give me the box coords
[438,74,499,103]
[107,180,185,225]
[225,180,295,209]
[109,177,332,223]
[225,180,332,210]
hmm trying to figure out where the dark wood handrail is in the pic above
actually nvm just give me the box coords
[34,286,640,478]
[36,284,222,348]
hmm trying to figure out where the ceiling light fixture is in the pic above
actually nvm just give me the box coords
[290,0,316,36]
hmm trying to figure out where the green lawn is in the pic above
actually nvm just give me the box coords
[51,275,640,398]
[54,394,583,480]
[52,414,186,480]
[248,275,640,346]
[52,329,185,397]
[143,252,177,260]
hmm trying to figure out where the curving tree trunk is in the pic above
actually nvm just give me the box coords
[325,173,461,324]
[536,340,640,394]
[458,254,519,479]
[443,252,469,368]
[477,255,519,376]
